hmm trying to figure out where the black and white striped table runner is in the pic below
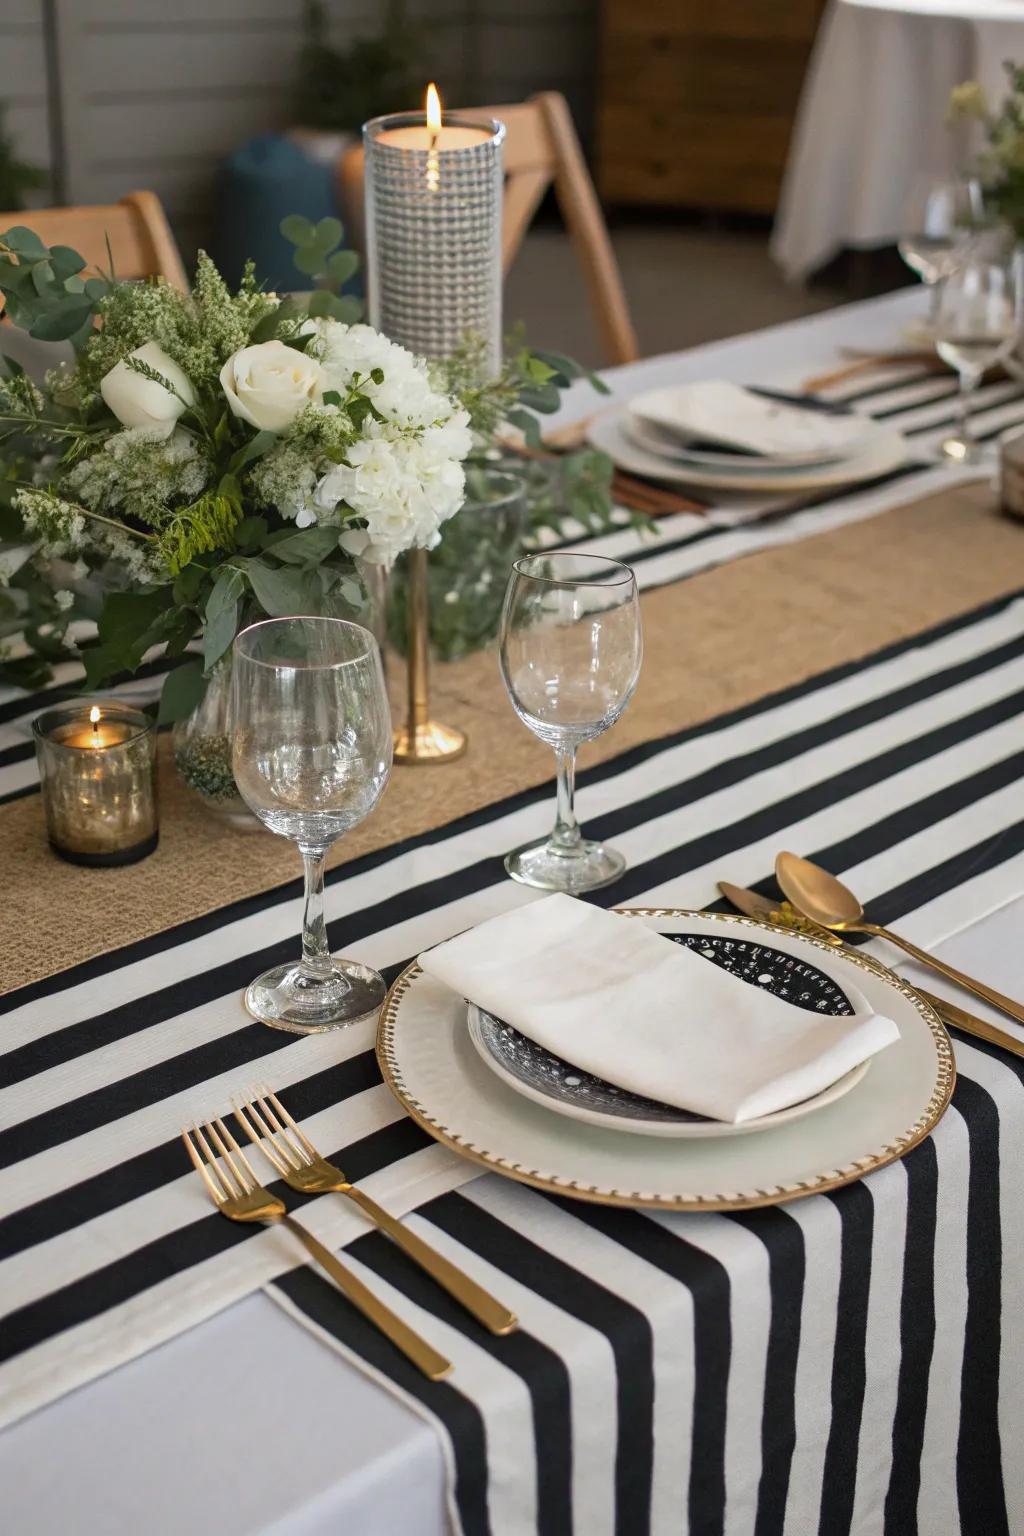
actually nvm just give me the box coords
[1,367,1022,808]
[4,587,1024,1535]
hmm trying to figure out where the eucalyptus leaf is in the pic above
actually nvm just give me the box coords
[245,558,314,617]
[229,428,276,474]
[313,216,343,251]
[1,226,48,258]
[293,244,326,277]
[29,299,96,342]
[158,659,208,725]
[326,249,359,284]
[48,245,86,281]
[263,525,340,564]
[505,407,542,447]
[30,261,54,297]
[203,567,243,671]
[280,214,315,246]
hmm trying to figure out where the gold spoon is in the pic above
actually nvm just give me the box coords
[775,851,1024,1029]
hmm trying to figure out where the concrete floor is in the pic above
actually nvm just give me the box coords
[504,221,849,369]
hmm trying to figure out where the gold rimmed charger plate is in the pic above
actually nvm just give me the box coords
[376,909,955,1212]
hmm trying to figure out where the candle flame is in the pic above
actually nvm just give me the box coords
[89,706,101,728]
[426,83,441,136]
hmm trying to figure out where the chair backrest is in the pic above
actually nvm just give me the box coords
[0,191,187,291]
[338,91,639,367]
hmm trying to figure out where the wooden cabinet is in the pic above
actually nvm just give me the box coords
[596,0,827,215]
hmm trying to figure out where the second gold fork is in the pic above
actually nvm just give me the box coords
[235,1088,518,1336]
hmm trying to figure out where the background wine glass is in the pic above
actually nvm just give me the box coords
[231,617,392,1032]
[499,552,642,893]
[933,258,1022,464]
[898,175,983,324]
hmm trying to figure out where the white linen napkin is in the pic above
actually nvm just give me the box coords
[418,895,899,1123]
[629,380,876,461]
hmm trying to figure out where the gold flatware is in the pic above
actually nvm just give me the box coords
[718,878,1024,1057]
[800,352,943,394]
[182,1117,452,1381]
[775,852,1024,1030]
[234,1088,517,1336]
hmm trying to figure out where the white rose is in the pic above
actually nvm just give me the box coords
[99,342,194,438]
[220,340,323,433]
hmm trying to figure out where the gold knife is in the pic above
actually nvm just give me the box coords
[717,881,1024,1059]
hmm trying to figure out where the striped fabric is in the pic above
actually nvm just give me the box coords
[4,584,1024,1535]
[2,369,1023,809]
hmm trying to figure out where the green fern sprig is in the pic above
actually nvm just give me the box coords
[155,492,240,575]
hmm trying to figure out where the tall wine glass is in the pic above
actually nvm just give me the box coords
[231,617,392,1032]
[899,175,983,324]
[934,258,1022,464]
[499,553,642,893]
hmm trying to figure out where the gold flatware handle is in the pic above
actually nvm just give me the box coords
[918,988,1024,1057]
[280,1215,452,1381]
[859,922,1024,1028]
[343,1185,517,1335]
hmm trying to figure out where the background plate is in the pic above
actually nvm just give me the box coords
[377,910,954,1211]
[589,410,910,494]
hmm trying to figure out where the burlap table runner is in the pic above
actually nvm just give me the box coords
[3,479,1021,993]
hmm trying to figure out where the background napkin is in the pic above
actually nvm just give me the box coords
[419,895,899,1123]
[629,380,875,460]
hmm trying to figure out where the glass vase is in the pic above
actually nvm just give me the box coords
[388,467,528,662]
[172,656,258,829]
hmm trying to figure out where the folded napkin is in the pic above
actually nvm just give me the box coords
[419,895,899,1124]
[629,380,875,461]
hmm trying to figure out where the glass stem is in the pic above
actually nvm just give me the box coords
[927,276,942,326]
[958,368,978,454]
[550,747,583,856]
[298,845,332,977]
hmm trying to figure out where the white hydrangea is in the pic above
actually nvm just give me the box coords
[54,589,75,610]
[308,321,465,434]
[315,425,470,565]
[289,321,473,562]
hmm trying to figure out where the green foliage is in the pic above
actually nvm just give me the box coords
[280,215,362,323]
[0,104,47,213]
[294,0,422,134]
[955,61,1024,238]
[154,491,242,577]
[0,226,110,349]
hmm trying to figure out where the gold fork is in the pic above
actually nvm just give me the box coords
[182,1116,452,1380]
[234,1088,518,1336]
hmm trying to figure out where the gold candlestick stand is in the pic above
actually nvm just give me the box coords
[393,548,466,764]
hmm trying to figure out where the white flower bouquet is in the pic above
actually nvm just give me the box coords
[0,215,471,719]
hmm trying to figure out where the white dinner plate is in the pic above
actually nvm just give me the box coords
[589,409,911,494]
[377,910,954,1212]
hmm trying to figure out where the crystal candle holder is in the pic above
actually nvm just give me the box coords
[32,703,159,866]
[364,110,505,373]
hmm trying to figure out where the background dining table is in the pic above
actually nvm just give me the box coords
[3,281,1024,1536]
[772,0,1024,282]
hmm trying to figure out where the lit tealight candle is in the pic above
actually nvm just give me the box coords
[32,702,159,866]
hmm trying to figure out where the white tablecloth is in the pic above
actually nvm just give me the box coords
[3,284,1020,1535]
[772,0,1024,282]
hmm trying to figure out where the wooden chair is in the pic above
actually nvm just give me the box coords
[339,91,639,367]
[0,191,187,292]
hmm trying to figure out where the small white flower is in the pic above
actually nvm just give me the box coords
[54,589,75,610]
[220,340,323,433]
[100,342,195,438]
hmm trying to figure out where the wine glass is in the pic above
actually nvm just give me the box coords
[899,175,984,324]
[231,617,392,1032]
[499,552,642,892]
[933,258,1022,464]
